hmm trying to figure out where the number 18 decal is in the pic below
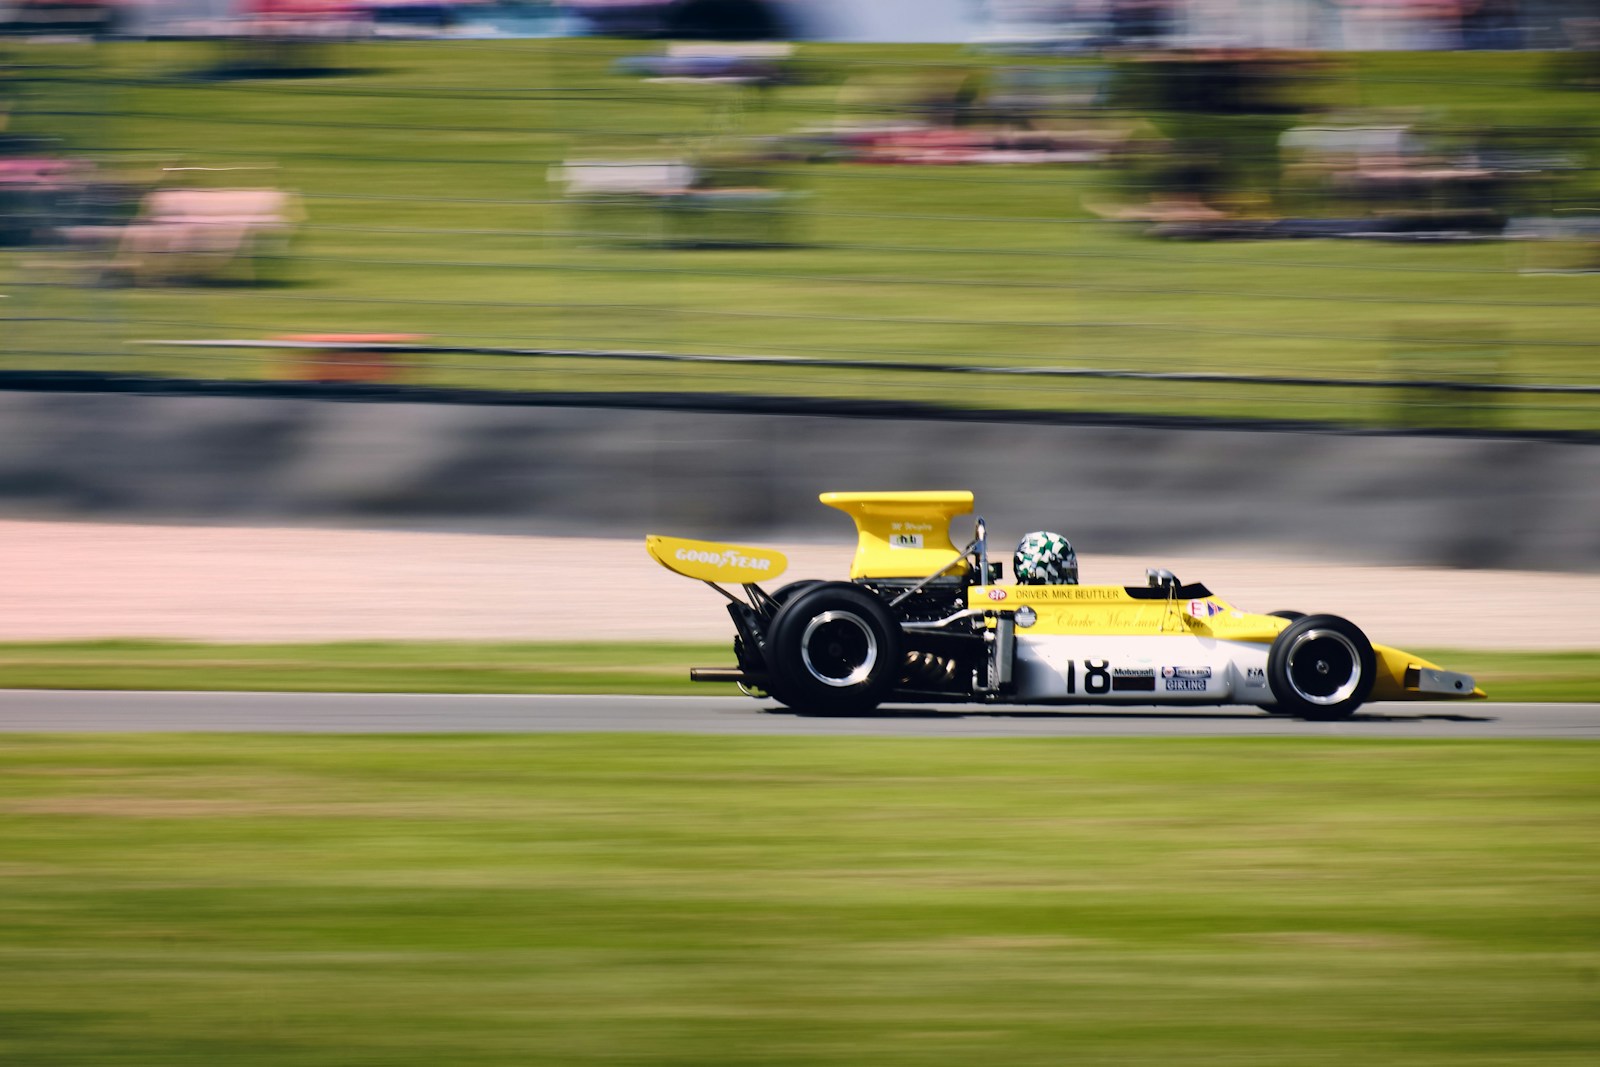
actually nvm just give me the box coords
[1062,659,1111,695]
[1083,659,1111,694]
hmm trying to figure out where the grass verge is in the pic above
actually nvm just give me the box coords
[0,734,1595,1066]
[0,639,717,695]
[4,44,1599,430]
[0,640,1597,701]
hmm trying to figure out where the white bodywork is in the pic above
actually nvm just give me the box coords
[1010,635,1273,705]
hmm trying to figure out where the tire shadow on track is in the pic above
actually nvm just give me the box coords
[763,706,1496,724]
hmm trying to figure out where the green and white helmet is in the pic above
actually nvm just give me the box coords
[1014,531,1077,585]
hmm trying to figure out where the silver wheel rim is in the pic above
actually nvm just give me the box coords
[1285,629,1363,706]
[800,611,878,688]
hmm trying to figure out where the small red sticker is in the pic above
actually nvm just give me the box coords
[987,588,1008,601]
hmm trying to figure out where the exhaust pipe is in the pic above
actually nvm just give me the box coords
[690,667,748,683]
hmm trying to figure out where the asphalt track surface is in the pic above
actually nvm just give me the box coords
[0,691,1596,738]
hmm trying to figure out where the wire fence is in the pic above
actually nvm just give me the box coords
[3,37,1599,432]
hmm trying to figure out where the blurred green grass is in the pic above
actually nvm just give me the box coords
[0,734,1595,1065]
[0,639,714,694]
[0,639,1597,700]
[3,43,1599,429]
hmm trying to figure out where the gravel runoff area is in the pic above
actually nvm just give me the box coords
[5,519,1598,650]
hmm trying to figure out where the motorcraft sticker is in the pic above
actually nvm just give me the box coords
[1112,667,1156,692]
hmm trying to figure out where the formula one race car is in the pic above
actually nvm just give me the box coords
[646,491,1485,719]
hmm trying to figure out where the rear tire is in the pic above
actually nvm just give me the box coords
[732,580,825,698]
[767,582,901,715]
[1266,614,1375,721]
[770,580,822,609]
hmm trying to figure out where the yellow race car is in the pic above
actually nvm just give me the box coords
[647,491,1484,719]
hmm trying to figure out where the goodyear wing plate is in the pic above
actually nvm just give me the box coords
[646,535,788,584]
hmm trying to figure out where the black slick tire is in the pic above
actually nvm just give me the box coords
[1259,611,1307,714]
[767,582,901,715]
[1266,614,1376,721]
[732,580,826,698]
[770,580,822,610]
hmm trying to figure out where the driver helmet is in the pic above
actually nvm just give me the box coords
[1014,531,1078,585]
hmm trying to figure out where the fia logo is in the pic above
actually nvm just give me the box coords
[1245,666,1266,687]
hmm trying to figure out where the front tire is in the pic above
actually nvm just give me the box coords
[767,582,901,715]
[1266,614,1376,721]
[1259,611,1307,713]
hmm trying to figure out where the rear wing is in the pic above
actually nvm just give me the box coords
[819,490,974,580]
[645,535,788,584]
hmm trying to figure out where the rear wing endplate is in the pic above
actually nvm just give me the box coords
[819,490,974,580]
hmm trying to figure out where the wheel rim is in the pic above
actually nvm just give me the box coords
[1285,629,1362,706]
[799,611,878,688]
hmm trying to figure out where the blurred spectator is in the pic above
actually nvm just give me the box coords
[361,0,461,36]
[0,156,87,245]
[1110,0,1172,46]
[202,0,367,78]
[1460,0,1523,50]
[773,63,1125,166]
[614,42,797,86]
[1335,0,1466,51]
[1103,50,1329,220]
[65,175,304,285]
[566,0,791,40]
[239,0,368,37]
[0,0,123,38]
[552,153,798,247]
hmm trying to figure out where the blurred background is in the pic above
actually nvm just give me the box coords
[2,0,1599,570]
[3,18,1599,1066]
